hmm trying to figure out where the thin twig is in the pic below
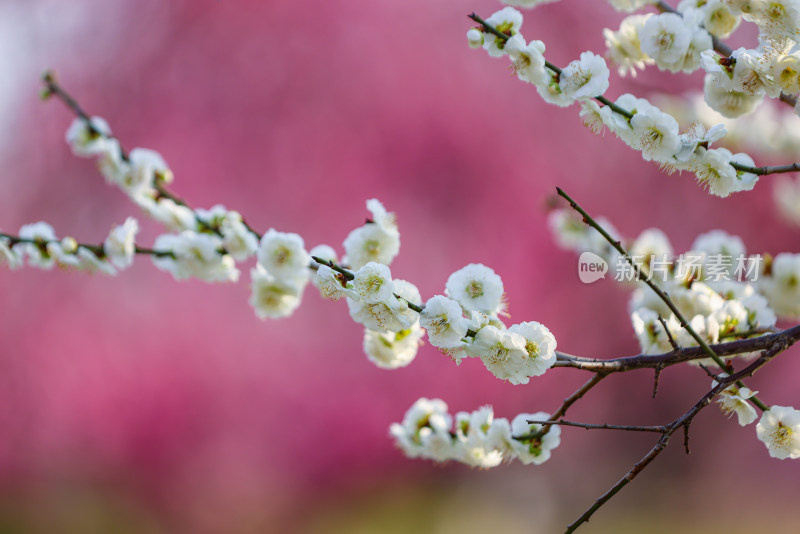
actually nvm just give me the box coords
[525,419,666,433]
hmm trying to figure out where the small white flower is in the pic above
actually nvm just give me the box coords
[698,0,741,38]
[756,405,800,459]
[506,321,558,380]
[420,295,470,349]
[104,217,139,269]
[630,107,682,162]
[314,265,350,302]
[639,13,693,66]
[505,35,548,85]
[343,222,400,270]
[363,323,424,369]
[630,228,673,278]
[468,325,530,382]
[453,406,507,468]
[76,246,116,275]
[121,148,170,197]
[249,264,305,319]
[347,292,410,333]
[482,7,524,57]
[257,228,310,281]
[559,51,610,100]
[65,116,115,157]
[604,14,654,77]
[352,262,394,304]
[631,307,675,354]
[446,263,505,315]
[138,197,197,232]
[712,375,758,426]
[704,73,764,118]
[774,176,800,226]
[0,236,21,269]
[153,232,239,283]
[759,253,800,319]
[214,210,259,261]
[390,398,455,462]
[47,237,81,269]
[15,222,57,269]
[509,412,561,465]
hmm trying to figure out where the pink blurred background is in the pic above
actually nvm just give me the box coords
[1,0,799,532]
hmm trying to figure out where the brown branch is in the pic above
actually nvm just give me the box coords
[565,328,798,532]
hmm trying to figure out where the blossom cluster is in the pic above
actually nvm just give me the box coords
[389,398,561,467]
[549,209,800,354]
[1,218,139,275]
[467,3,797,197]
[311,205,558,382]
[66,117,249,282]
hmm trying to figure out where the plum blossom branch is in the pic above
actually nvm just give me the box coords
[556,186,770,411]
[469,12,800,183]
[567,329,798,532]
[0,231,172,259]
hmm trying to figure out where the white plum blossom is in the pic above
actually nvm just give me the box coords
[468,325,530,382]
[536,71,576,107]
[559,51,610,100]
[712,375,758,426]
[193,207,261,261]
[352,262,394,304]
[117,148,170,198]
[419,295,470,349]
[363,323,424,369]
[0,236,21,269]
[104,217,139,269]
[390,398,455,462]
[138,197,197,232]
[15,222,57,269]
[630,227,673,276]
[257,228,310,282]
[756,406,800,459]
[691,0,741,38]
[47,237,81,269]
[639,13,693,67]
[453,406,506,468]
[509,412,561,465]
[604,14,653,78]
[249,264,305,319]
[631,307,675,354]
[314,265,351,302]
[506,321,558,380]
[152,232,239,283]
[704,73,764,118]
[76,246,116,275]
[482,7,523,57]
[347,285,412,333]
[446,263,505,315]
[759,253,800,319]
[774,176,800,226]
[505,35,548,85]
[65,116,116,157]
[343,201,400,270]
[689,147,758,197]
[630,107,681,162]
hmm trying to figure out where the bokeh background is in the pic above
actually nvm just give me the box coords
[1,0,799,532]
